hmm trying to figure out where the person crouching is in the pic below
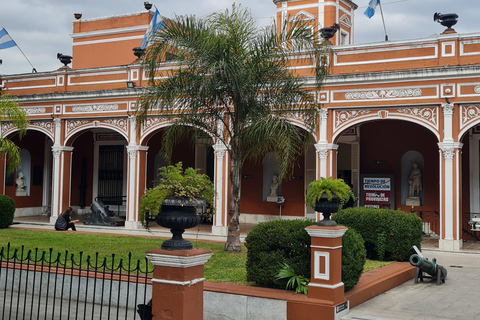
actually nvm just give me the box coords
[55,207,79,231]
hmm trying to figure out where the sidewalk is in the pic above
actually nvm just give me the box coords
[343,249,480,320]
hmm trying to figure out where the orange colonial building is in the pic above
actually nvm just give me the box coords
[1,0,480,250]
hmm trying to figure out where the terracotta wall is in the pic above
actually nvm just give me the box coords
[359,120,440,213]
[70,132,95,208]
[7,131,46,208]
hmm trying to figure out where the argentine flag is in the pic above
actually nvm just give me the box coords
[364,0,380,18]
[0,28,16,50]
[141,9,166,49]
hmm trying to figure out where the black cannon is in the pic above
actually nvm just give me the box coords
[84,199,125,227]
[409,253,447,285]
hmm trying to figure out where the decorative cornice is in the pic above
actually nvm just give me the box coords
[305,226,348,238]
[146,252,213,268]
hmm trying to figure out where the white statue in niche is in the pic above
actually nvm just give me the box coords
[406,163,422,206]
[267,174,279,202]
[15,172,27,196]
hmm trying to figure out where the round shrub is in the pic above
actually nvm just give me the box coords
[342,228,366,291]
[333,207,422,261]
[245,219,367,292]
[0,195,15,228]
[245,219,314,289]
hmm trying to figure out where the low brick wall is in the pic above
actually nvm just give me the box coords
[203,262,415,320]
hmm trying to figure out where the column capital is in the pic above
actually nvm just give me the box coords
[213,142,228,158]
[438,142,463,159]
[319,108,329,119]
[442,102,454,115]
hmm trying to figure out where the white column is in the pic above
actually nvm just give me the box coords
[50,145,74,224]
[124,116,149,229]
[211,142,228,236]
[438,102,463,250]
[50,118,62,224]
[316,109,329,178]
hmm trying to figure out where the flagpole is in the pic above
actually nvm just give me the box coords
[1,26,37,73]
[378,1,388,41]
[15,44,37,73]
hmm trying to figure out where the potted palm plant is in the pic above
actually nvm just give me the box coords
[306,177,354,226]
[139,162,215,250]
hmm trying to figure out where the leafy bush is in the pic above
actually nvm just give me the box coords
[245,219,313,289]
[342,228,366,291]
[0,195,15,229]
[333,207,422,261]
[245,219,366,292]
[306,177,354,210]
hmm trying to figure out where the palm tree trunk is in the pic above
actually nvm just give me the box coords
[224,144,242,252]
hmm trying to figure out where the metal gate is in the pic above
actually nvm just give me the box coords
[98,145,124,203]
[0,243,152,320]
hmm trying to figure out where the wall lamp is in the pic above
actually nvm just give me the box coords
[127,81,135,88]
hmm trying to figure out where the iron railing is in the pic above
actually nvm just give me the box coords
[0,243,152,320]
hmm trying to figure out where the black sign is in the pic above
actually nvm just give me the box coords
[336,301,348,313]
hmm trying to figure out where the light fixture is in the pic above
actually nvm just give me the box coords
[127,81,135,88]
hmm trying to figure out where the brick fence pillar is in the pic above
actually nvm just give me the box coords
[305,225,349,320]
[146,248,213,320]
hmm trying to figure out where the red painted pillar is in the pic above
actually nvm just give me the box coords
[305,225,349,320]
[146,248,213,320]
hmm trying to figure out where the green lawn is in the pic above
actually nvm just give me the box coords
[0,228,250,284]
[0,228,387,286]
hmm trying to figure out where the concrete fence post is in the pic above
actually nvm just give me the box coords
[146,248,213,320]
[305,225,349,320]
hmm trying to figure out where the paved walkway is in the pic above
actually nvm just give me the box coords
[343,249,480,320]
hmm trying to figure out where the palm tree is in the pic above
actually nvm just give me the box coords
[136,5,329,252]
[0,95,28,173]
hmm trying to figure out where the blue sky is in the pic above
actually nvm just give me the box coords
[0,0,478,75]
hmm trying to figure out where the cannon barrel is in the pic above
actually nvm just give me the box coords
[409,254,447,280]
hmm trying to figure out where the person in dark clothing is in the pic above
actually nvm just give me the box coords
[55,207,78,231]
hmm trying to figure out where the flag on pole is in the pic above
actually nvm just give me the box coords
[0,28,16,50]
[364,0,381,18]
[141,9,166,49]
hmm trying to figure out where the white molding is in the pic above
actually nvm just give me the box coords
[305,227,347,238]
[311,245,343,250]
[308,282,344,289]
[146,252,213,268]
[151,277,205,286]
[72,35,144,47]
[71,25,147,39]
[314,251,329,280]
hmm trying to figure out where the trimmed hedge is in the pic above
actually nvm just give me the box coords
[342,228,366,291]
[333,207,422,261]
[245,219,366,292]
[245,219,313,289]
[0,195,15,229]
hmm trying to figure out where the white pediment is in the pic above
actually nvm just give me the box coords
[289,10,316,22]
[340,14,352,28]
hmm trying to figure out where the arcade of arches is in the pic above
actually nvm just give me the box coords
[2,0,480,250]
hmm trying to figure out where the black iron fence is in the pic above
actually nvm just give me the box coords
[0,243,152,320]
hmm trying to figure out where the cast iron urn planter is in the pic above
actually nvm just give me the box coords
[155,198,202,250]
[315,194,340,226]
